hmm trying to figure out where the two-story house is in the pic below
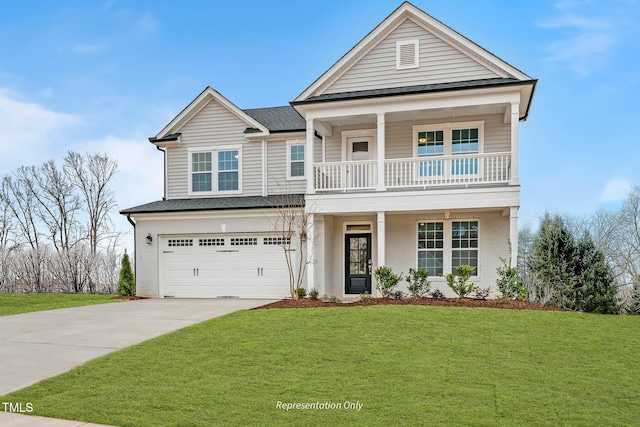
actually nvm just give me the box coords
[121,2,536,299]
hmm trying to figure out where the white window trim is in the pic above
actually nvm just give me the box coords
[286,140,306,181]
[415,218,481,280]
[413,121,485,179]
[187,145,243,196]
[396,39,420,70]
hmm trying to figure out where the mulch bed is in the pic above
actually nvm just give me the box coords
[113,295,149,300]
[254,297,562,311]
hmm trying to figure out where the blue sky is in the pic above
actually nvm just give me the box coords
[1,0,639,250]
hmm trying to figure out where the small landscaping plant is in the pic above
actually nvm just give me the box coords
[117,252,135,296]
[429,289,447,300]
[445,265,478,298]
[296,287,307,299]
[405,268,431,298]
[374,266,402,298]
[473,287,491,300]
[308,288,319,300]
[359,292,374,303]
[496,243,526,300]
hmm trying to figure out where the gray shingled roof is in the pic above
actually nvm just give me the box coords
[243,106,305,132]
[293,78,529,104]
[120,194,305,215]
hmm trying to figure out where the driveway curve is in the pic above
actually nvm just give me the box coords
[0,298,272,395]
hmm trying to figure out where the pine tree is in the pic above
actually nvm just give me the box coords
[117,251,135,296]
[527,213,617,313]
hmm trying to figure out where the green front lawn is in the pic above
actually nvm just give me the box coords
[2,305,639,426]
[0,293,119,316]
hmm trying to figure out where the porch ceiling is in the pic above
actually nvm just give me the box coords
[319,103,508,129]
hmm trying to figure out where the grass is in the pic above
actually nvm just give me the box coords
[0,293,119,316]
[2,305,639,426]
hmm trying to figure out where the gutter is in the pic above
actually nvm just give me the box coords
[126,214,137,285]
[156,145,167,200]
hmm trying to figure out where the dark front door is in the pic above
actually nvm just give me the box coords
[345,233,372,294]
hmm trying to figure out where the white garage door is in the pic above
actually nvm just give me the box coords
[160,234,291,298]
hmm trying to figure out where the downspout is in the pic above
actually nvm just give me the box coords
[126,214,137,285]
[156,145,167,200]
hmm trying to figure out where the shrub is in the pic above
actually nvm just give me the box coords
[473,287,491,300]
[497,242,526,300]
[445,265,478,298]
[296,287,307,298]
[374,266,402,298]
[429,289,446,300]
[405,268,431,298]
[308,288,319,300]
[359,292,373,303]
[117,252,135,296]
[326,295,341,303]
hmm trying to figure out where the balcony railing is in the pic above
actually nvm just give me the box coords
[313,152,511,192]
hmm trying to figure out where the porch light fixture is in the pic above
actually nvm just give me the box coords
[146,233,153,244]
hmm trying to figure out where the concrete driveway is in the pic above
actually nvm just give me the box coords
[0,298,272,396]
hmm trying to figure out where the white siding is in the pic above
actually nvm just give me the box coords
[322,114,510,162]
[166,99,262,199]
[325,19,499,95]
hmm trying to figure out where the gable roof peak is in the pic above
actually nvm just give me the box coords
[293,2,532,103]
[154,86,269,141]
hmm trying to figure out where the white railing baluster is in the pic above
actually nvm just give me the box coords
[313,152,511,192]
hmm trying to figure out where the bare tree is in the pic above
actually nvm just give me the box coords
[31,159,82,253]
[270,193,313,300]
[0,180,17,291]
[64,151,119,254]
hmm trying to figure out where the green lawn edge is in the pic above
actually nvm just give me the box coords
[2,305,639,426]
[0,293,120,316]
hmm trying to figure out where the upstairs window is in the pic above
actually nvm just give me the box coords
[191,152,212,192]
[287,141,305,180]
[396,40,419,70]
[217,150,239,191]
[189,146,241,195]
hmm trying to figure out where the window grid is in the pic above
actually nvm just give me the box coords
[199,238,224,247]
[417,222,444,276]
[168,239,193,247]
[191,152,212,192]
[418,130,444,177]
[230,237,257,246]
[452,128,479,175]
[452,221,479,273]
[264,237,291,246]
[290,145,305,177]
[218,150,239,191]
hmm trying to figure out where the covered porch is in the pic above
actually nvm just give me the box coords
[305,204,519,298]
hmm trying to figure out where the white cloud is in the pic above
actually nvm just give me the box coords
[538,3,631,75]
[599,178,633,202]
[0,89,81,170]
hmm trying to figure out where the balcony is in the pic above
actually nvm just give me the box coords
[313,152,511,192]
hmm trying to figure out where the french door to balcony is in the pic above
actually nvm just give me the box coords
[347,137,373,189]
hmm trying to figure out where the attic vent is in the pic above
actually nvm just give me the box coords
[396,40,419,70]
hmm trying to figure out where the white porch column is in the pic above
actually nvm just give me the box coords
[306,119,315,194]
[510,102,520,186]
[509,207,518,267]
[305,213,315,291]
[377,211,386,268]
[376,113,386,191]
[376,211,386,298]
